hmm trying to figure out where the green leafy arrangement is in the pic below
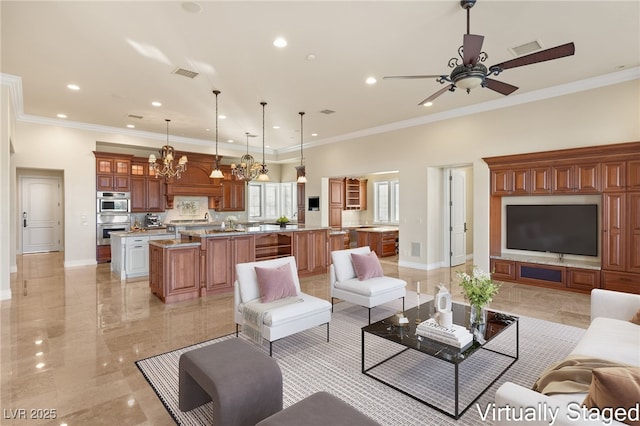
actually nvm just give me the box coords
[457,266,501,307]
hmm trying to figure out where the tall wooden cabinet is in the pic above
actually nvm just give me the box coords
[484,142,640,295]
[329,178,344,228]
[131,157,165,212]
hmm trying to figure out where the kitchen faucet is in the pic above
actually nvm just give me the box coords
[204,212,209,221]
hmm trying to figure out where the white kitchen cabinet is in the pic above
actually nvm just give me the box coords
[111,231,173,279]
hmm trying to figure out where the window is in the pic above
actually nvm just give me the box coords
[374,180,399,224]
[248,182,297,221]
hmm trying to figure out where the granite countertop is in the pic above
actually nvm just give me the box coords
[355,226,399,233]
[149,239,201,248]
[180,224,331,239]
[111,229,175,237]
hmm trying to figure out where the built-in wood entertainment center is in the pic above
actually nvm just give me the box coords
[484,141,640,295]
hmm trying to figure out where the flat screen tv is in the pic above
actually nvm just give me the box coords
[506,204,598,257]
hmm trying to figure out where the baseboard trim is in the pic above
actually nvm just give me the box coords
[64,259,98,268]
[0,288,12,300]
[398,260,442,271]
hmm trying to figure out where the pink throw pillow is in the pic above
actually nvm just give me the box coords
[254,263,298,303]
[351,251,384,281]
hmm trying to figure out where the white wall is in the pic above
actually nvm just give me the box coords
[4,78,640,276]
[1,80,15,299]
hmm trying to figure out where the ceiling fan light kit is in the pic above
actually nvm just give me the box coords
[385,0,576,105]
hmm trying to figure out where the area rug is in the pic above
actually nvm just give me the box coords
[136,293,585,425]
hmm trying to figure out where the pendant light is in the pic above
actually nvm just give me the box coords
[256,101,270,182]
[209,89,224,179]
[296,111,307,183]
[148,119,188,180]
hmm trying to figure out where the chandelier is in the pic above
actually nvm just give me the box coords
[256,101,270,181]
[296,111,307,183]
[149,119,187,180]
[209,89,224,179]
[231,132,260,181]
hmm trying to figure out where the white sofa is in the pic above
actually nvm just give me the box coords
[330,246,407,324]
[495,289,640,426]
[234,256,332,356]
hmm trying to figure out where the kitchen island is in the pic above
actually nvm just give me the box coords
[110,229,176,280]
[149,224,337,303]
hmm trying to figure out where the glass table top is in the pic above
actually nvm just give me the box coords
[362,299,518,364]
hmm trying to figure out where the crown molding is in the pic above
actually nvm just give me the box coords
[5,67,638,157]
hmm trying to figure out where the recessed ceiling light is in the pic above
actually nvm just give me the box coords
[306,54,316,61]
[67,83,80,91]
[227,139,234,143]
[218,115,226,120]
[273,37,287,48]
[423,102,433,107]
[272,125,280,129]
[36,363,45,369]
[151,101,162,107]
[311,133,318,137]
[57,113,67,119]
[365,77,377,85]
[126,124,135,129]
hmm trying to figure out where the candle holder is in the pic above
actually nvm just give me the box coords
[415,280,422,324]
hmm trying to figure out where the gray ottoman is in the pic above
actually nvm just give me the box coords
[179,338,283,426]
[256,391,381,426]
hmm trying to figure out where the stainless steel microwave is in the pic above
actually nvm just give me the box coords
[97,191,130,213]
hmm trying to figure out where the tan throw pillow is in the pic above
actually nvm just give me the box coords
[583,367,640,426]
[630,309,640,325]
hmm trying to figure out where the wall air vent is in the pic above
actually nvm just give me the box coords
[127,114,143,119]
[172,67,199,79]
[509,40,543,57]
[320,109,336,115]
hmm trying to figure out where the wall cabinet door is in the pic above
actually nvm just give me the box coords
[220,181,245,211]
[95,156,131,191]
[602,161,626,192]
[629,160,640,190]
[146,178,164,211]
[130,177,146,212]
[530,167,551,194]
[628,192,640,273]
[602,193,626,271]
[553,163,600,193]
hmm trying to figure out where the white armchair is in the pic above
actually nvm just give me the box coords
[330,246,407,324]
[234,256,332,356]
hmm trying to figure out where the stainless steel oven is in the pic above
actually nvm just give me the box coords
[96,214,131,245]
[97,191,130,213]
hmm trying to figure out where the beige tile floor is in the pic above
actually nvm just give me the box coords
[1,252,591,425]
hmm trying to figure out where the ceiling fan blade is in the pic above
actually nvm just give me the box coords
[484,78,519,96]
[418,84,454,105]
[383,74,445,80]
[463,34,484,66]
[491,42,575,71]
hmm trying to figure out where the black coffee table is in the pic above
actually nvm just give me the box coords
[361,300,518,419]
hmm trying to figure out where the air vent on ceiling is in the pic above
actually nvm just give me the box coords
[319,109,336,115]
[172,67,199,79]
[509,40,543,57]
[127,114,143,119]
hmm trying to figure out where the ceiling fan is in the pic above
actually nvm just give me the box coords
[384,0,575,105]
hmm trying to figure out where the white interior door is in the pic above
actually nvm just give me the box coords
[21,176,61,253]
[450,169,467,266]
